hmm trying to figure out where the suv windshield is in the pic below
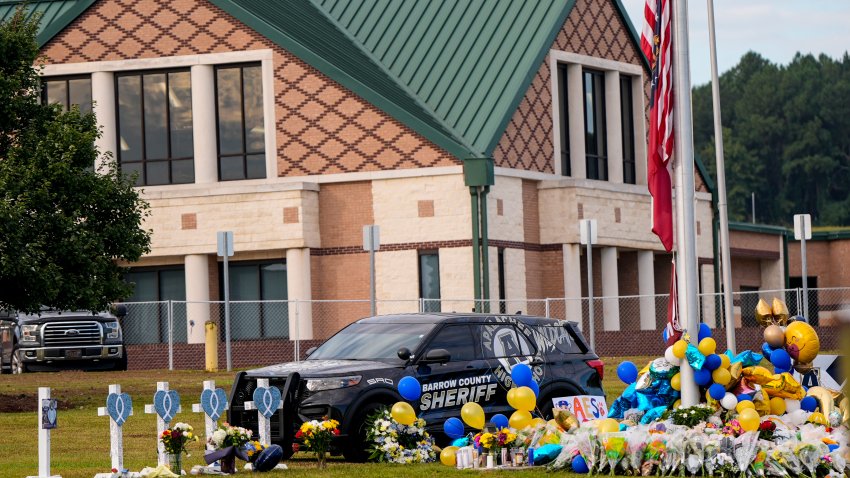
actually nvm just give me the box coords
[309,322,435,360]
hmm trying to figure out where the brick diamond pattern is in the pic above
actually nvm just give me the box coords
[42,0,457,177]
[493,0,649,173]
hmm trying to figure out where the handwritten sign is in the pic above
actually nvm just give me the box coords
[552,395,608,422]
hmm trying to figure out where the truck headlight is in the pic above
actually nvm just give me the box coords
[21,324,39,343]
[305,375,362,392]
[104,321,121,340]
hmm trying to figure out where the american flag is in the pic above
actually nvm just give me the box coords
[642,0,674,252]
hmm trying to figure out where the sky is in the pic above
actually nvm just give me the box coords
[620,0,850,86]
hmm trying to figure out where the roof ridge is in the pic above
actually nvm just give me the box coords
[305,0,481,157]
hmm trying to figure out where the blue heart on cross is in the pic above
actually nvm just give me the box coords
[154,389,180,423]
[200,388,228,422]
[252,386,281,418]
[106,392,133,426]
[47,405,57,426]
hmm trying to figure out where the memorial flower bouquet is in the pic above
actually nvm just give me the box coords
[242,440,266,463]
[204,423,253,474]
[295,417,340,468]
[366,408,435,464]
[160,422,198,455]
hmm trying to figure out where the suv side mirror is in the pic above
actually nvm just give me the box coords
[113,304,128,318]
[397,347,412,360]
[421,348,451,364]
[305,346,318,357]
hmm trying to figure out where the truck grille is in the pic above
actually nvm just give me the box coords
[42,321,102,346]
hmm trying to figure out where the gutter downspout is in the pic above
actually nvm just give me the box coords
[481,186,491,313]
[471,189,481,310]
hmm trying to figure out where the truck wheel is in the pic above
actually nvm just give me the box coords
[11,348,28,374]
[342,402,385,463]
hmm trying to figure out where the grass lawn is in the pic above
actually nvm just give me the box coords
[0,356,639,477]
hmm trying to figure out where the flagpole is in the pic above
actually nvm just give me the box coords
[706,0,736,354]
[671,0,701,407]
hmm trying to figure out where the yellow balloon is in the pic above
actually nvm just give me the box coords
[785,321,820,364]
[736,400,755,413]
[673,340,688,359]
[513,386,537,412]
[461,402,485,429]
[440,446,458,466]
[509,410,533,430]
[598,418,619,434]
[808,412,828,426]
[507,388,520,409]
[391,401,416,426]
[712,368,732,386]
[739,408,760,432]
[719,353,731,369]
[670,373,682,391]
[673,399,681,409]
[698,337,717,356]
[769,397,786,415]
[530,417,546,428]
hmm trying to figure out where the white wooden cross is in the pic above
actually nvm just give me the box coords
[97,384,133,473]
[26,387,61,478]
[243,379,283,446]
[144,382,181,466]
[191,380,228,451]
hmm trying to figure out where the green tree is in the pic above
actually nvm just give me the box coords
[0,10,150,313]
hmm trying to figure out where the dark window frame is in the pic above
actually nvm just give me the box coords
[418,250,441,312]
[582,69,608,181]
[214,62,266,181]
[217,259,287,339]
[114,68,194,186]
[41,75,92,113]
[620,75,636,184]
[123,265,186,343]
[557,64,571,176]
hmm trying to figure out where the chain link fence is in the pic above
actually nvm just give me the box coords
[120,287,848,370]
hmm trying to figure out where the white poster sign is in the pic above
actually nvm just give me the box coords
[552,395,608,422]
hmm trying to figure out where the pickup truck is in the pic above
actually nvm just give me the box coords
[0,306,127,373]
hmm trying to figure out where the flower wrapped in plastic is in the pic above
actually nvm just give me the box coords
[750,444,768,477]
[774,441,804,477]
[600,432,627,476]
[575,429,599,474]
[642,434,665,476]
[626,428,649,475]
[795,441,828,478]
[684,433,705,476]
[709,452,737,478]
[733,431,759,476]
[704,439,720,476]
[662,430,685,476]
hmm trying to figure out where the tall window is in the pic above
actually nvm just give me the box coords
[221,261,287,339]
[43,76,92,113]
[116,70,194,186]
[216,64,266,181]
[419,252,441,312]
[620,76,636,184]
[123,267,186,344]
[557,65,570,176]
[583,70,607,180]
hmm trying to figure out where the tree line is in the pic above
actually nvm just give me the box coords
[692,51,850,227]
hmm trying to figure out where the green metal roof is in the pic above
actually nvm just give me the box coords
[314,0,573,156]
[0,0,95,46]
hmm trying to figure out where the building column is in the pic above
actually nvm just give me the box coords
[563,243,583,328]
[191,64,218,184]
[566,64,587,179]
[700,263,717,327]
[605,70,623,184]
[638,250,656,330]
[632,75,648,185]
[185,254,210,344]
[601,247,620,330]
[286,248,313,340]
[91,71,116,173]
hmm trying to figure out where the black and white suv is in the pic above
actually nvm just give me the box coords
[0,307,127,373]
[227,313,604,462]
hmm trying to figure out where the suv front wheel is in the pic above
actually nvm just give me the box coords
[11,348,28,374]
[342,401,387,462]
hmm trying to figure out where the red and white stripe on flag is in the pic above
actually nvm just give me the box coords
[642,0,674,252]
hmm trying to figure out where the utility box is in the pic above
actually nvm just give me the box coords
[463,157,495,187]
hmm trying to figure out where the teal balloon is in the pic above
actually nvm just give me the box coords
[685,344,706,370]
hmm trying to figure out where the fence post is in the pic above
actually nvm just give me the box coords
[293,299,300,363]
[796,288,803,317]
[168,300,174,371]
[545,298,551,318]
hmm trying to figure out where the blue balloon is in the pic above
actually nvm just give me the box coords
[762,342,777,358]
[571,455,589,474]
[737,394,753,403]
[617,361,639,384]
[443,417,465,439]
[708,384,726,400]
[698,323,712,342]
[694,368,712,387]
[662,328,669,344]
[704,354,722,371]
[770,349,792,372]
[800,396,818,412]
[491,413,509,430]
[511,363,533,387]
[528,380,540,398]
[253,444,284,472]
[775,367,791,374]
[397,376,422,401]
